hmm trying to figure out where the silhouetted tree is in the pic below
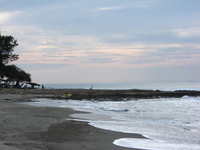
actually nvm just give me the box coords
[0,33,31,88]
[3,65,31,88]
[0,34,19,65]
[0,34,19,78]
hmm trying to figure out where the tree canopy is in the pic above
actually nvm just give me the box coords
[3,64,31,88]
[0,35,19,65]
[0,33,31,88]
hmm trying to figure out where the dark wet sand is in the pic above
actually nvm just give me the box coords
[0,94,146,150]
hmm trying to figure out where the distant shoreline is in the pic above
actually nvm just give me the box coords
[1,88,200,101]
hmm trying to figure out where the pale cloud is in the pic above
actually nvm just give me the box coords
[96,0,157,12]
[6,23,197,71]
[173,27,200,38]
[36,45,57,49]
[0,12,12,24]
[1,25,46,42]
[97,6,125,11]
[0,11,21,24]
[12,26,198,70]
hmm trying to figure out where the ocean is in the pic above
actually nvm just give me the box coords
[26,81,200,150]
[44,81,200,91]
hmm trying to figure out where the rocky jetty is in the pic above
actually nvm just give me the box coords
[1,88,200,101]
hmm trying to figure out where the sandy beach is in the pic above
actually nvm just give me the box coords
[0,89,146,150]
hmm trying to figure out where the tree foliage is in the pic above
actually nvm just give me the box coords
[4,65,31,81]
[0,33,32,88]
[0,35,19,65]
[3,65,31,88]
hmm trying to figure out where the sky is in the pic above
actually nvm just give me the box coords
[0,0,200,84]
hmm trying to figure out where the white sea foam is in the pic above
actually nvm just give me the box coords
[25,96,200,149]
[113,138,200,150]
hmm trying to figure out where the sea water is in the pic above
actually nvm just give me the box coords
[26,96,200,150]
[44,81,200,91]
[25,82,200,150]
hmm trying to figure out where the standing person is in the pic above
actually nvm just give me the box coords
[42,85,44,89]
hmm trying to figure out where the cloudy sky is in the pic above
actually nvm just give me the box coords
[0,0,200,84]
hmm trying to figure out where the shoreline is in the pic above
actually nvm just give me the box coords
[1,88,200,101]
[0,93,146,150]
